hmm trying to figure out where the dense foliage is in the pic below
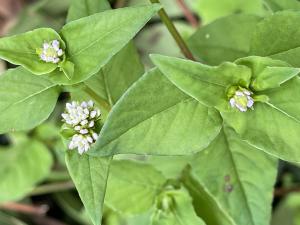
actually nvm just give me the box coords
[1,0,300,225]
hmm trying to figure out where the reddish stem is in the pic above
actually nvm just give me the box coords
[176,0,199,27]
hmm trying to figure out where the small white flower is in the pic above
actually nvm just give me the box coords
[90,110,97,118]
[229,88,254,112]
[80,129,88,134]
[62,100,101,154]
[89,121,94,128]
[80,119,88,126]
[69,134,91,154]
[92,132,98,141]
[39,40,64,64]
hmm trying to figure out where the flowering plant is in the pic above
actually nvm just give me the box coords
[1,0,300,225]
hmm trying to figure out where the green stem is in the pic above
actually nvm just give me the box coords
[30,181,75,196]
[83,84,111,112]
[150,0,196,61]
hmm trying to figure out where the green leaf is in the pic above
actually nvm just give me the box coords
[59,60,75,80]
[53,4,161,85]
[0,137,53,202]
[105,160,166,215]
[250,11,300,67]
[222,77,300,162]
[146,155,192,179]
[64,3,113,225]
[185,127,277,225]
[263,0,300,12]
[151,54,251,110]
[84,41,144,107]
[0,28,65,75]
[66,0,111,22]
[68,0,144,110]
[236,56,300,91]
[191,0,264,24]
[65,153,111,225]
[151,188,206,225]
[183,168,234,225]
[187,14,261,65]
[89,68,222,156]
[0,67,60,134]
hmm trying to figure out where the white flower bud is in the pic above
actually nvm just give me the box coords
[89,121,94,127]
[62,100,101,154]
[90,110,97,118]
[80,129,88,134]
[39,40,64,64]
[229,88,254,112]
[92,132,98,141]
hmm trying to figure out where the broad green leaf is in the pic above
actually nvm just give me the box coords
[187,14,261,65]
[31,0,70,16]
[191,0,264,24]
[89,68,222,156]
[0,138,53,202]
[65,152,111,225]
[105,160,166,215]
[53,4,161,85]
[183,168,234,225]
[250,11,300,67]
[146,155,192,179]
[66,0,110,22]
[151,54,251,109]
[151,188,206,225]
[84,42,144,107]
[64,3,113,225]
[263,0,300,12]
[186,127,277,225]
[68,0,144,110]
[9,9,64,35]
[0,28,65,75]
[236,56,300,91]
[0,67,60,134]
[222,77,300,162]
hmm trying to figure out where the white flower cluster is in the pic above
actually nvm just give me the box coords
[40,40,64,64]
[229,89,254,112]
[62,100,101,154]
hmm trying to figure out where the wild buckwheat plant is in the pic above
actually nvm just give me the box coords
[0,0,300,225]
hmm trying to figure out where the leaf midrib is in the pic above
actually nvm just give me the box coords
[67,11,146,58]
[99,97,194,148]
[224,130,255,225]
[0,84,57,116]
[265,102,300,124]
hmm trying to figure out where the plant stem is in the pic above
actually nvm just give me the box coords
[274,185,300,197]
[176,0,199,27]
[30,181,75,196]
[149,0,196,61]
[0,202,49,215]
[83,84,111,112]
